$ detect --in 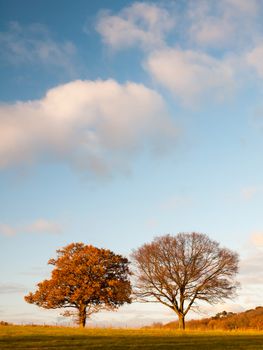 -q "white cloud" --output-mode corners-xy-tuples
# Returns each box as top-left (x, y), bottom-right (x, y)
(96, 2), (175, 50)
(189, 17), (234, 49)
(241, 186), (263, 200)
(25, 219), (62, 235)
(187, 1), (234, 48)
(0, 283), (26, 294)
(187, 0), (261, 49)
(0, 79), (177, 176)
(250, 232), (263, 248)
(223, 0), (259, 15)
(96, 1), (262, 53)
(236, 232), (263, 308)
(239, 251), (263, 285)
(145, 48), (236, 104)
(0, 224), (16, 237)
(0, 22), (77, 74)
(95, 1), (263, 106)
(0, 219), (63, 236)
(246, 45), (263, 79)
